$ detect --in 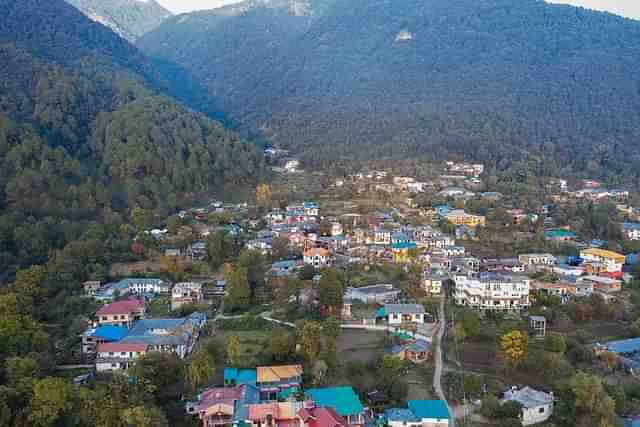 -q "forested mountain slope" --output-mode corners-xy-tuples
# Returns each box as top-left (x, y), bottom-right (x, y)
(139, 0), (640, 178)
(65, 0), (172, 42)
(0, 0), (265, 271)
